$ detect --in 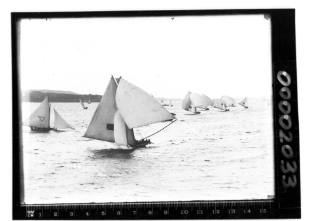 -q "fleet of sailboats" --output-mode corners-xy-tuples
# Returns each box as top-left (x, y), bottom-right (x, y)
(84, 76), (176, 148)
(25, 79), (250, 148)
(26, 97), (73, 132)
